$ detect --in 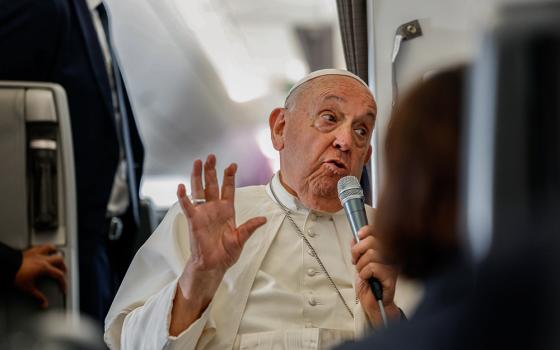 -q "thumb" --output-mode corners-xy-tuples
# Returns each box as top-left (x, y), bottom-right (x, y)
(237, 216), (267, 245)
(30, 288), (49, 309)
